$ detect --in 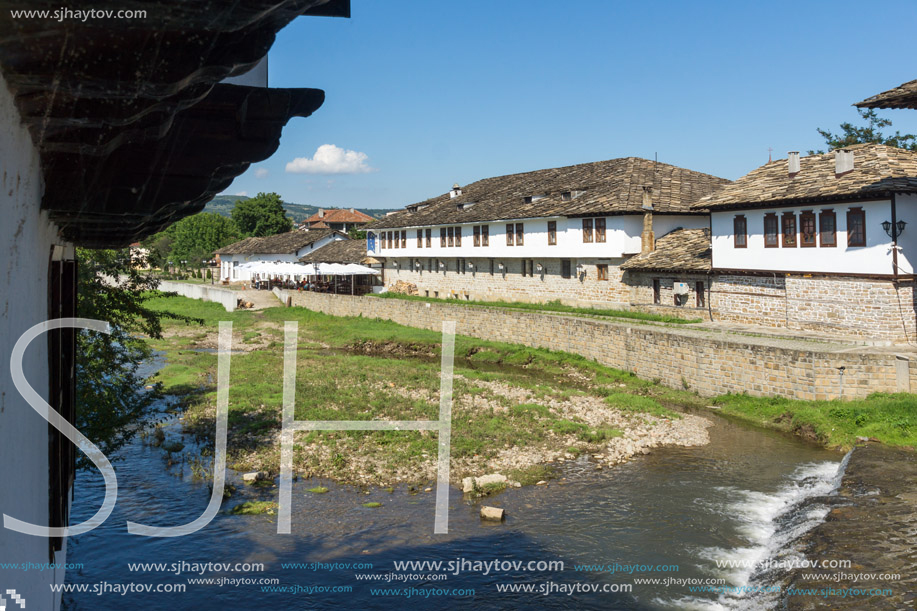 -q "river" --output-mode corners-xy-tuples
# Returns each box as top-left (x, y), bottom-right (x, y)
(63, 358), (846, 610)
